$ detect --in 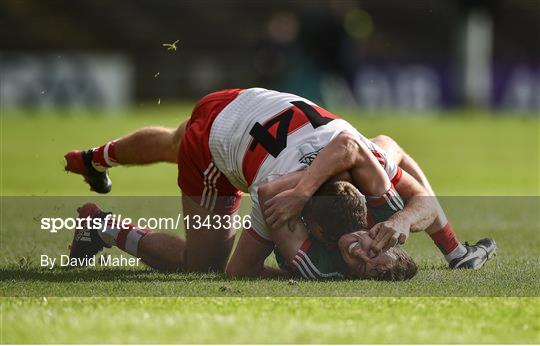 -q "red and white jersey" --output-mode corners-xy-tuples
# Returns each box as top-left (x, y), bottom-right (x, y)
(209, 88), (398, 240)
